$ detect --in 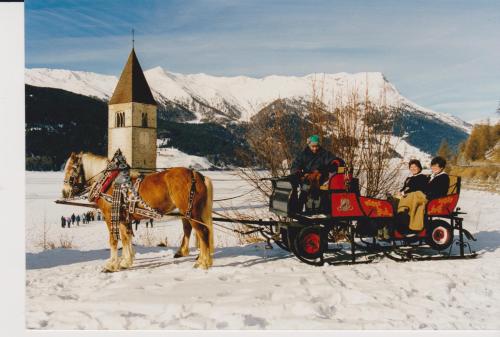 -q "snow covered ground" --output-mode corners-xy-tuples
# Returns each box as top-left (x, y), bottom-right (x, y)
(156, 146), (213, 170)
(25, 171), (500, 330)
